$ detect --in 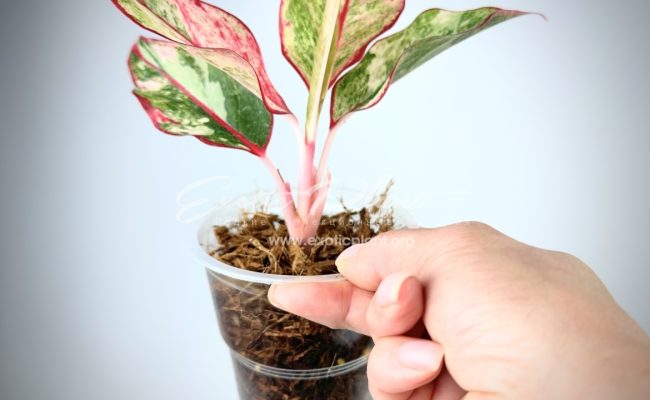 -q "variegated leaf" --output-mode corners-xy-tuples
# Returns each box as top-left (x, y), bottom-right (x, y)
(333, 0), (405, 84)
(280, 0), (405, 88)
(304, 0), (344, 141)
(130, 37), (272, 154)
(331, 8), (527, 124)
(113, 0), (290, 115)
